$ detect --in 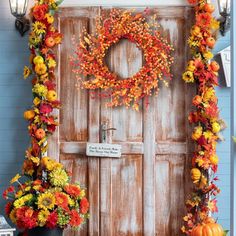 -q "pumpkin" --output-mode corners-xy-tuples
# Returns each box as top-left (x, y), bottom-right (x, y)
(210, 61), (220, 72)
(204, 3), (215, 13)
(206, 37), (216, 48)
(35, 63), (47, 75)
(190, 168), (201, 183)
(24, 110), (35, 120)
(191, 222), (224, 236)
(212, 122), (221, 133)
(46, 90), (57, 102)
(35, 128), (46, 140)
